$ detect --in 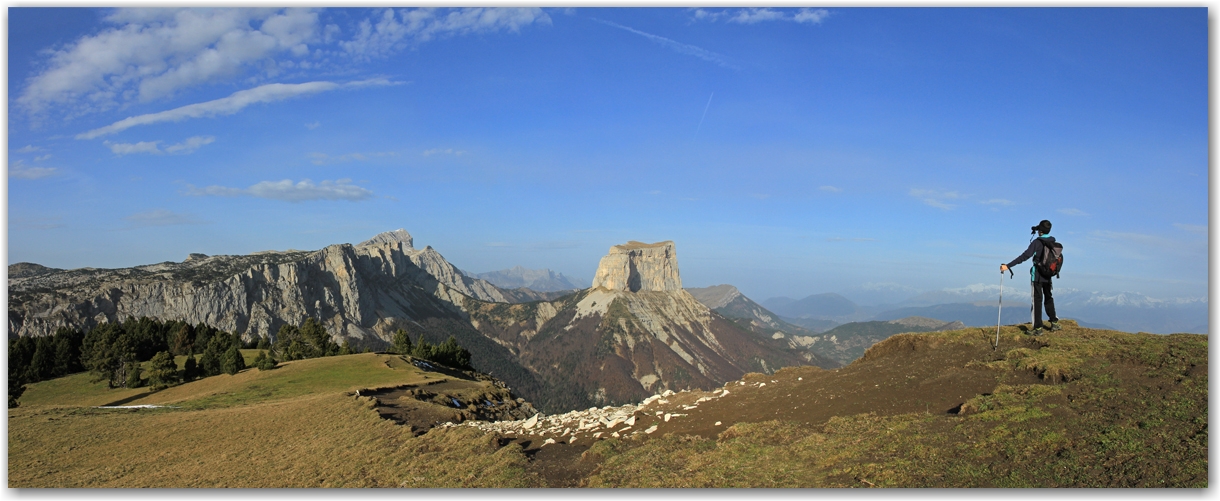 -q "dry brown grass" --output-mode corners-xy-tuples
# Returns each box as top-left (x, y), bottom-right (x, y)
(10, 353), (539, 487)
